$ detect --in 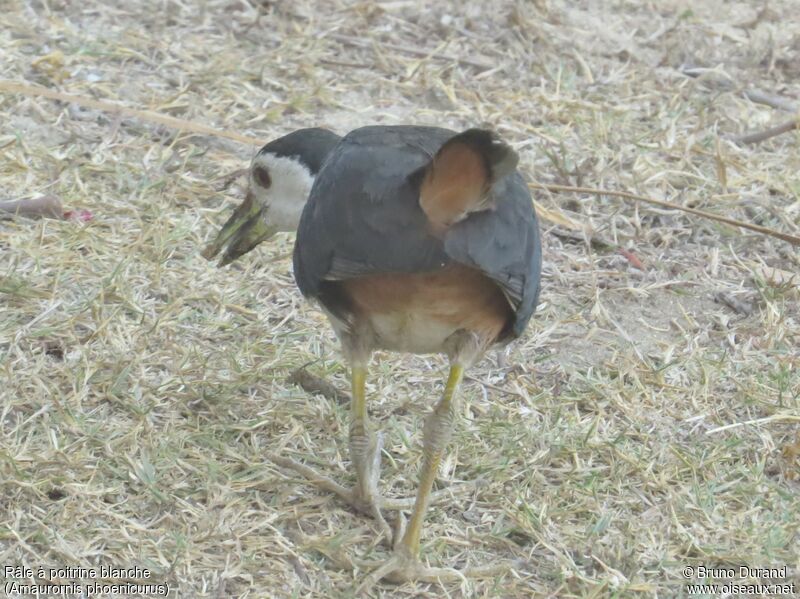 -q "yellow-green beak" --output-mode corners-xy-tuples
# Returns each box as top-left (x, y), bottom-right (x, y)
(202, 194), (278, 266)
